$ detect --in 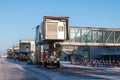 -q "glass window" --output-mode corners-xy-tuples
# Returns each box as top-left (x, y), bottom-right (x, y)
(58, 26), (64, 31)
(103, 30), (114, 43)
(75, 29), (81, 42)
(92, 30), (102, 43)
(81, 29), (87, 42)
(70, 29), (76, 42)
(115, 31), (120, 43)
